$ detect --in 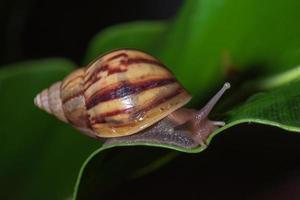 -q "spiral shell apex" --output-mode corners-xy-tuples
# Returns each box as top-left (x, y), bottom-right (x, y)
(34, 49), (192, 138)
(34, 81), (68, 123)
